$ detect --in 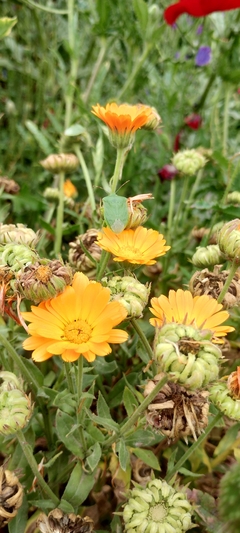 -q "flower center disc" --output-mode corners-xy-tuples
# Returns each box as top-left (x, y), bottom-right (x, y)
(64, 319), (92, 343)
(150, 503), (168, 522)
(35, 265), (52, 283)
